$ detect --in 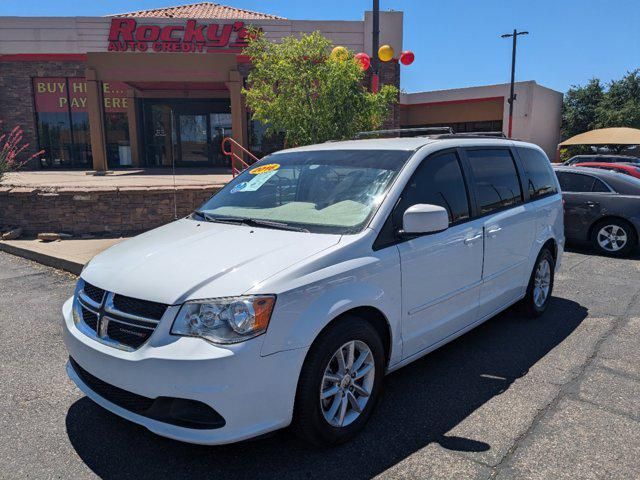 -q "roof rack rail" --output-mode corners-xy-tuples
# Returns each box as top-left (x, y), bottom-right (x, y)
(432, 131), (508, 139)
(463, 131), (507, 138)
(354, 127), (454, 139)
